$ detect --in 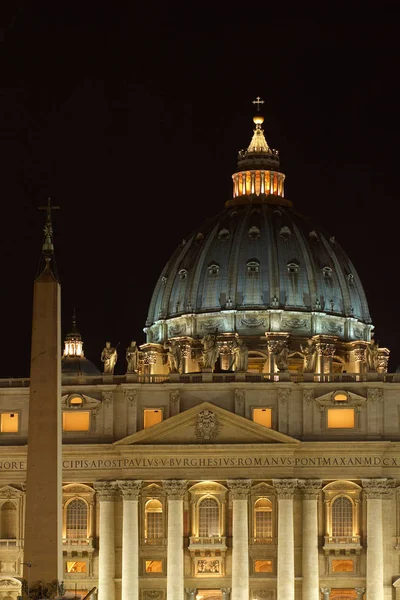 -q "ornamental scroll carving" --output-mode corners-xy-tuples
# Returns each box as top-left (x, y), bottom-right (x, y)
(235, 389), (245, 406)
(102, 391), (113, 405)
(278, 388), (291, 405)
(162, 480), (187, 500)
(240, 317), (266, 328)
(361, 478), (396, 499)
(0, 580), (20, 588)
(195, 409), (221, 442)
(303, 389), (314, 404)
(117, 480), (142, 500)
(227, 479), (252, 500)
(252, 590), (276, 600)
(124, 389), (137, 405)
(170, 390), (180, 405)
(282, 318), (307, 329)
(273, 479), (298, 499)
(368, 388), (383, 403)
(0, 485), (22, 499)
(93, 481), (118, 501)
(298, 479), (322, 499)
(142, 591), (164, 600)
